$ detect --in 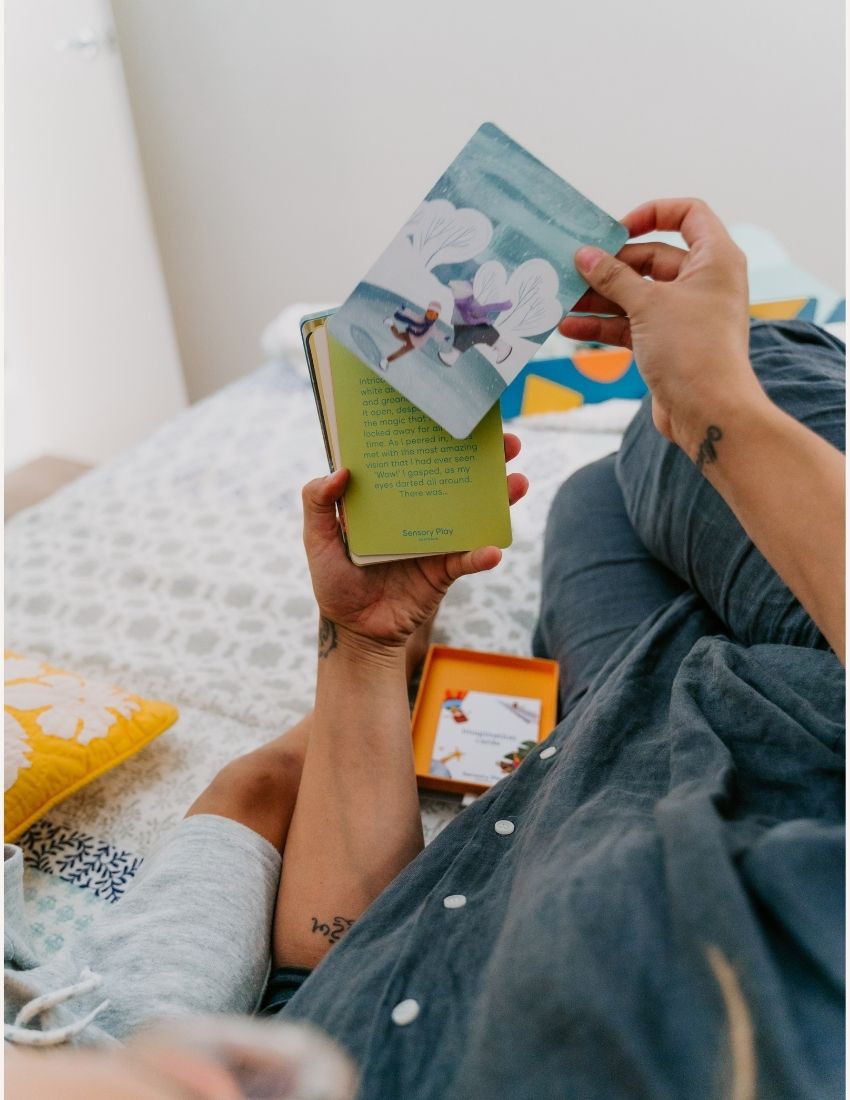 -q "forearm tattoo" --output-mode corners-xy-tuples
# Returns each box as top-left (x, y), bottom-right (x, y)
(695, 425), (723, 472)
(318, 617), (337, 658)
(310, 915), (354, 944)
